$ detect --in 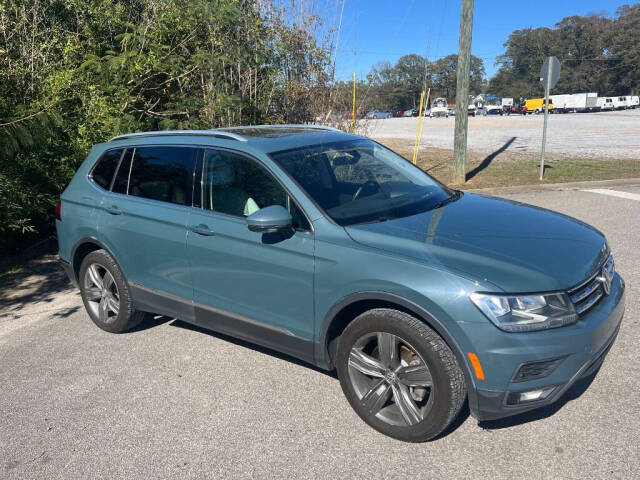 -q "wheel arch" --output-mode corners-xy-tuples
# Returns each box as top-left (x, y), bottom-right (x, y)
(70, 236), (122, 284)
(317, 292), (478, 407)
